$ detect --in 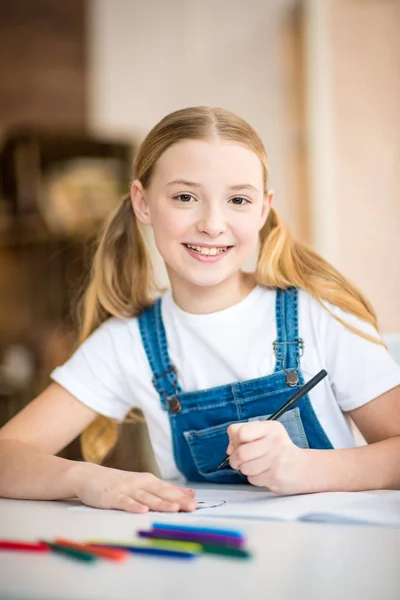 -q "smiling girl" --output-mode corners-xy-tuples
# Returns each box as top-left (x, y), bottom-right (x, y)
(0, 107), (399, 512)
